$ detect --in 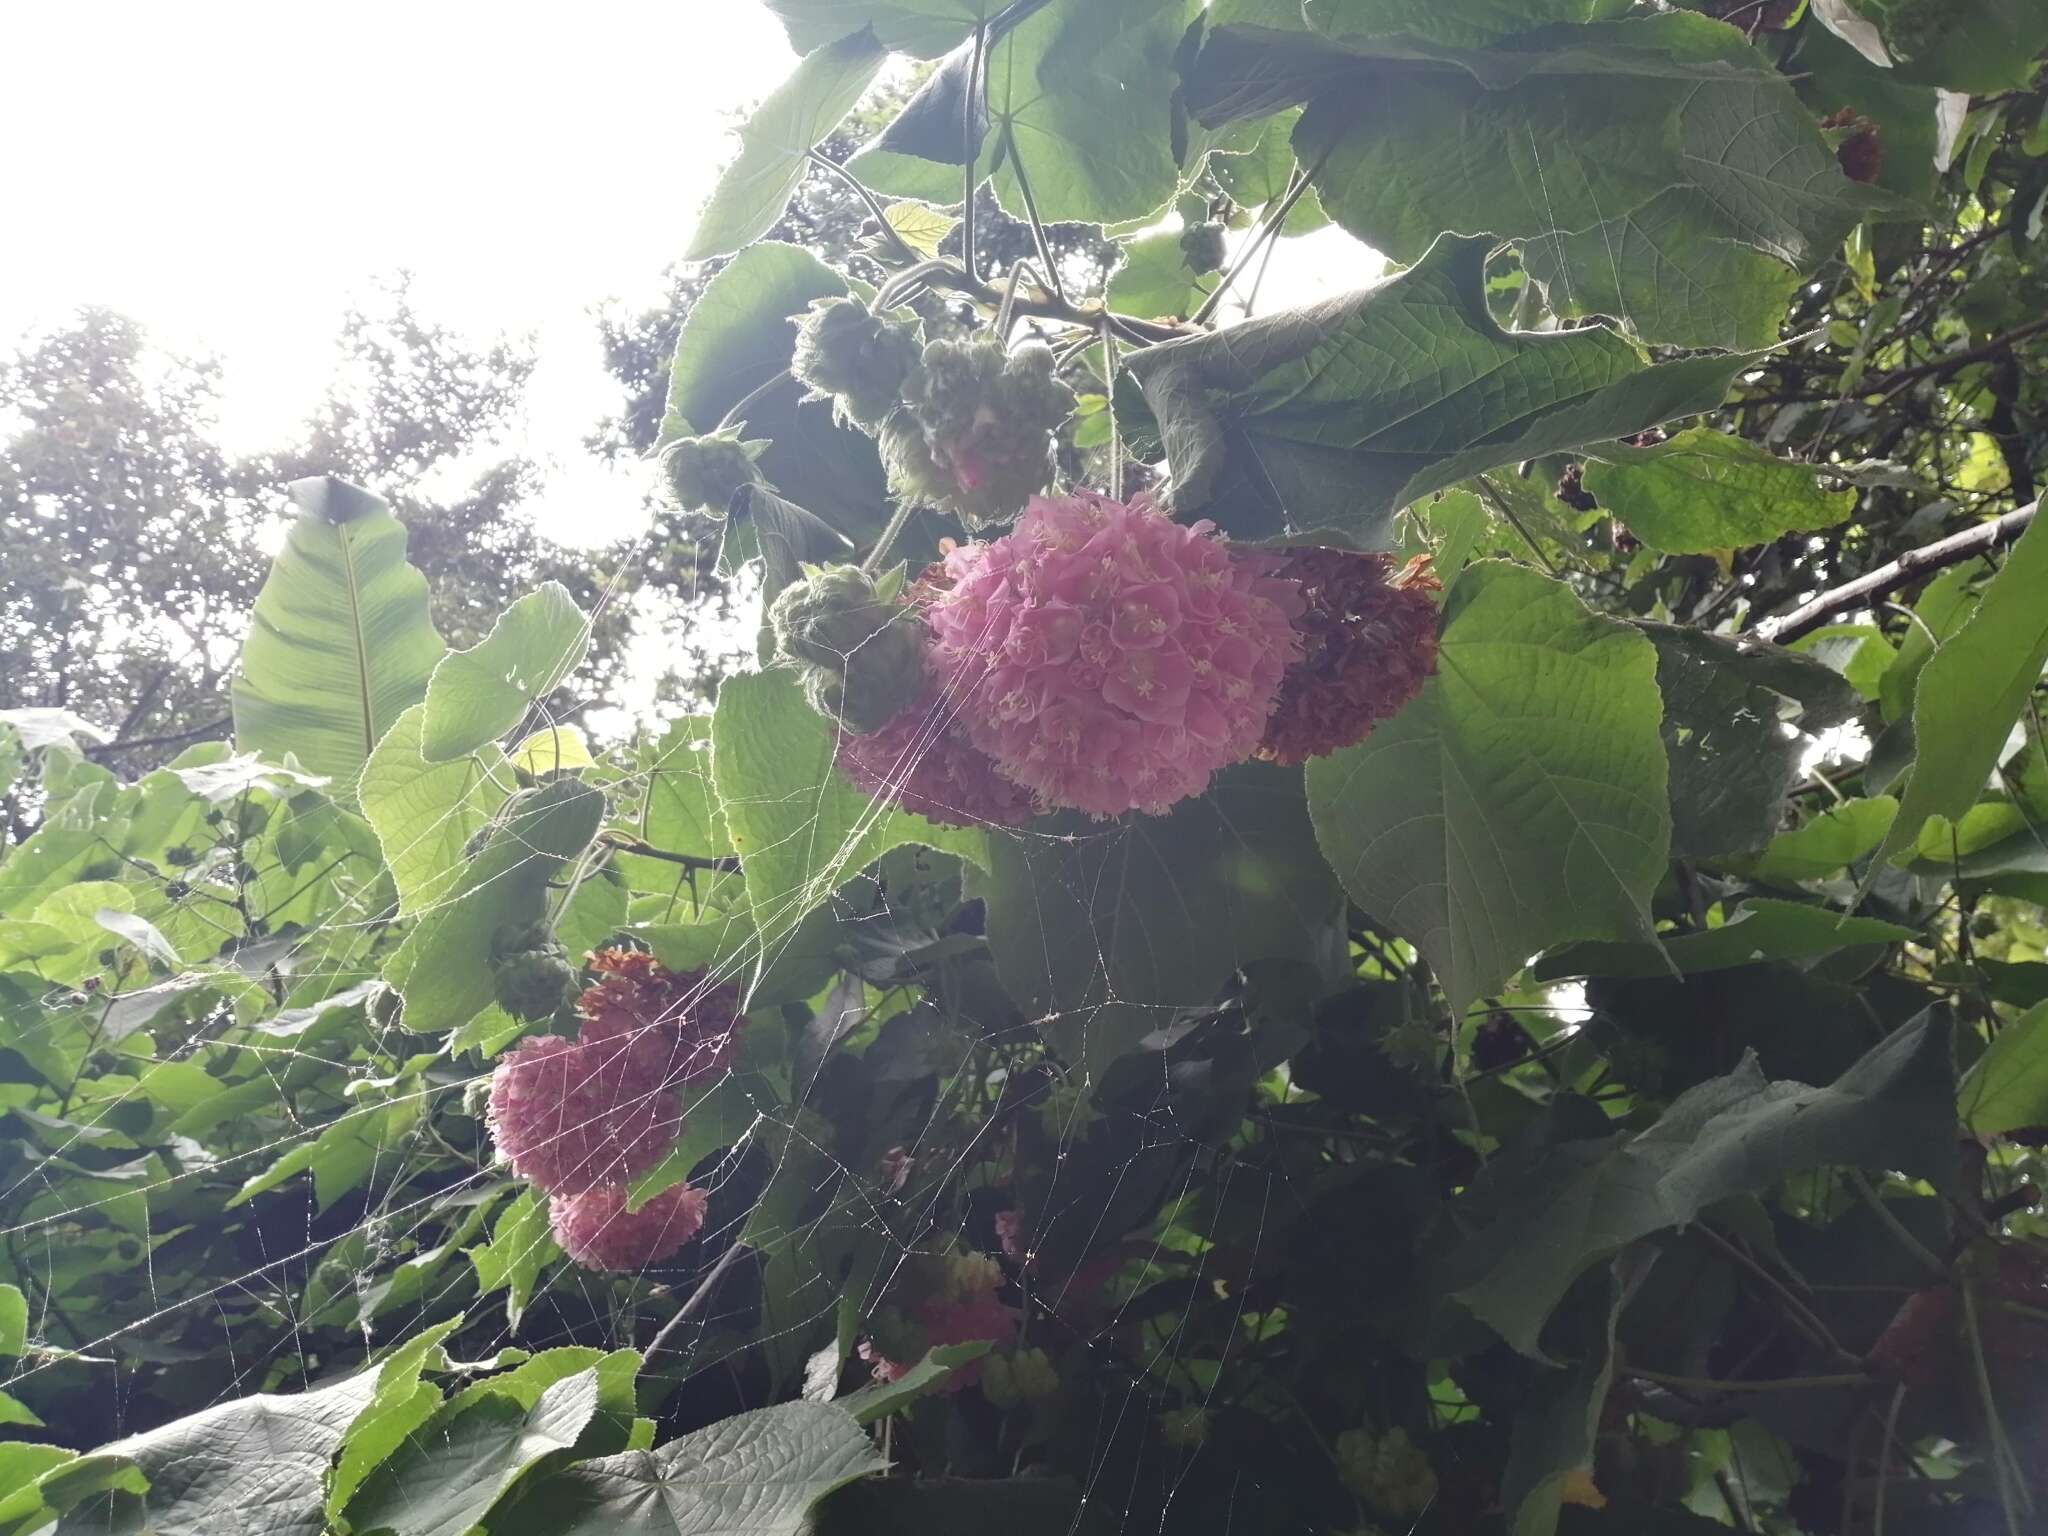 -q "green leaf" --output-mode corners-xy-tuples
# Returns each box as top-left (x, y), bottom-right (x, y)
(93, 908), (179, 968)
(686, 29), (890, 262)
(1445, 1011), (1954, 1357)
(344, 1366), (601, 1536)
(231, 477), (444, 798)
(1105, 229), (1212, 322)
(418, 582), (590, 763)
(1501, 1260), (1634, 1536)
(1126, 236), (1749, 544)
(0, 708), (111, 752)
(1749, 798), (1898, 884)
(1876, 563), (1976, 724)
(854, 0), (1197, 227)
(326, 1317), (465, 1519)
(1303, 0), (1627, 49)
(1207, 108), (1328, 232)
(1643, 624), (1860, 861)
(835, 1342), (992, 1423)
(764, 0), (986, 57)
(1878, 0), (2048, 92)
(1790, 622), (1896, 703)
(513, 1401), (884, 1536)
(1307, 563), (1669, 1014)
(359, 704), (514, 919)
(976, 762), (1343, 1072)
(2, 1455), (147, 1536)
(229, 1095), (422, 1213)
(467, 1187), (559, 1329)
(1524, 188), (1801, 351)
(638, 717), (731, 862)
(1960, 999), (2048, 1135)
(1536, 899), (1917, 980)
(54, 1369), (381, 1536)
(710, 671), (984, 971)
(0, 1285), (25, 1356)
(1866, 511), (2048, 880)
(384, 780), (606, 1035)
(659, 243), (888, 546)
(1582, 429), (1855, 554)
